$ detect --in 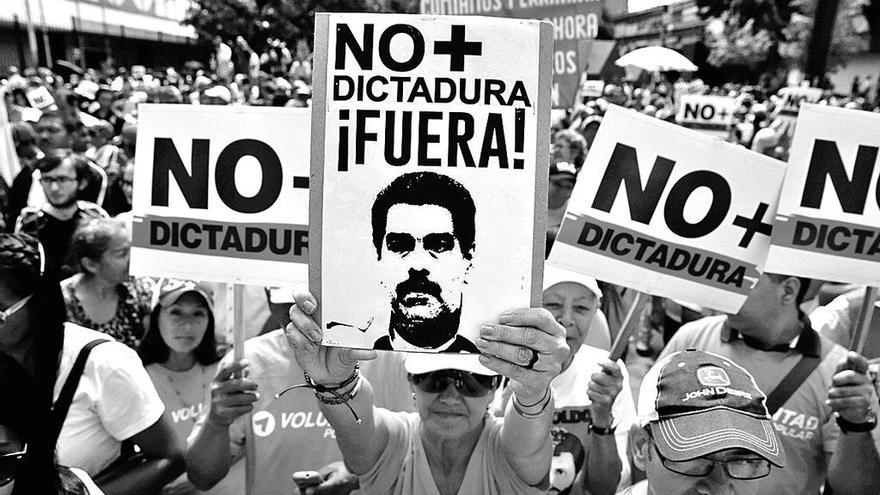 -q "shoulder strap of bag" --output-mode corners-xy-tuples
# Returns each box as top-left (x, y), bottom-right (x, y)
(765, 354), (822, 415)
(51, 339), (111, 443)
